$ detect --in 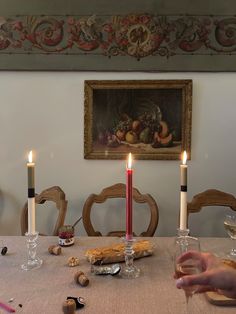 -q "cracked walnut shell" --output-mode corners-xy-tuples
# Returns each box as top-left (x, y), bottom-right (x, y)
(68, 256), (80, 267)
